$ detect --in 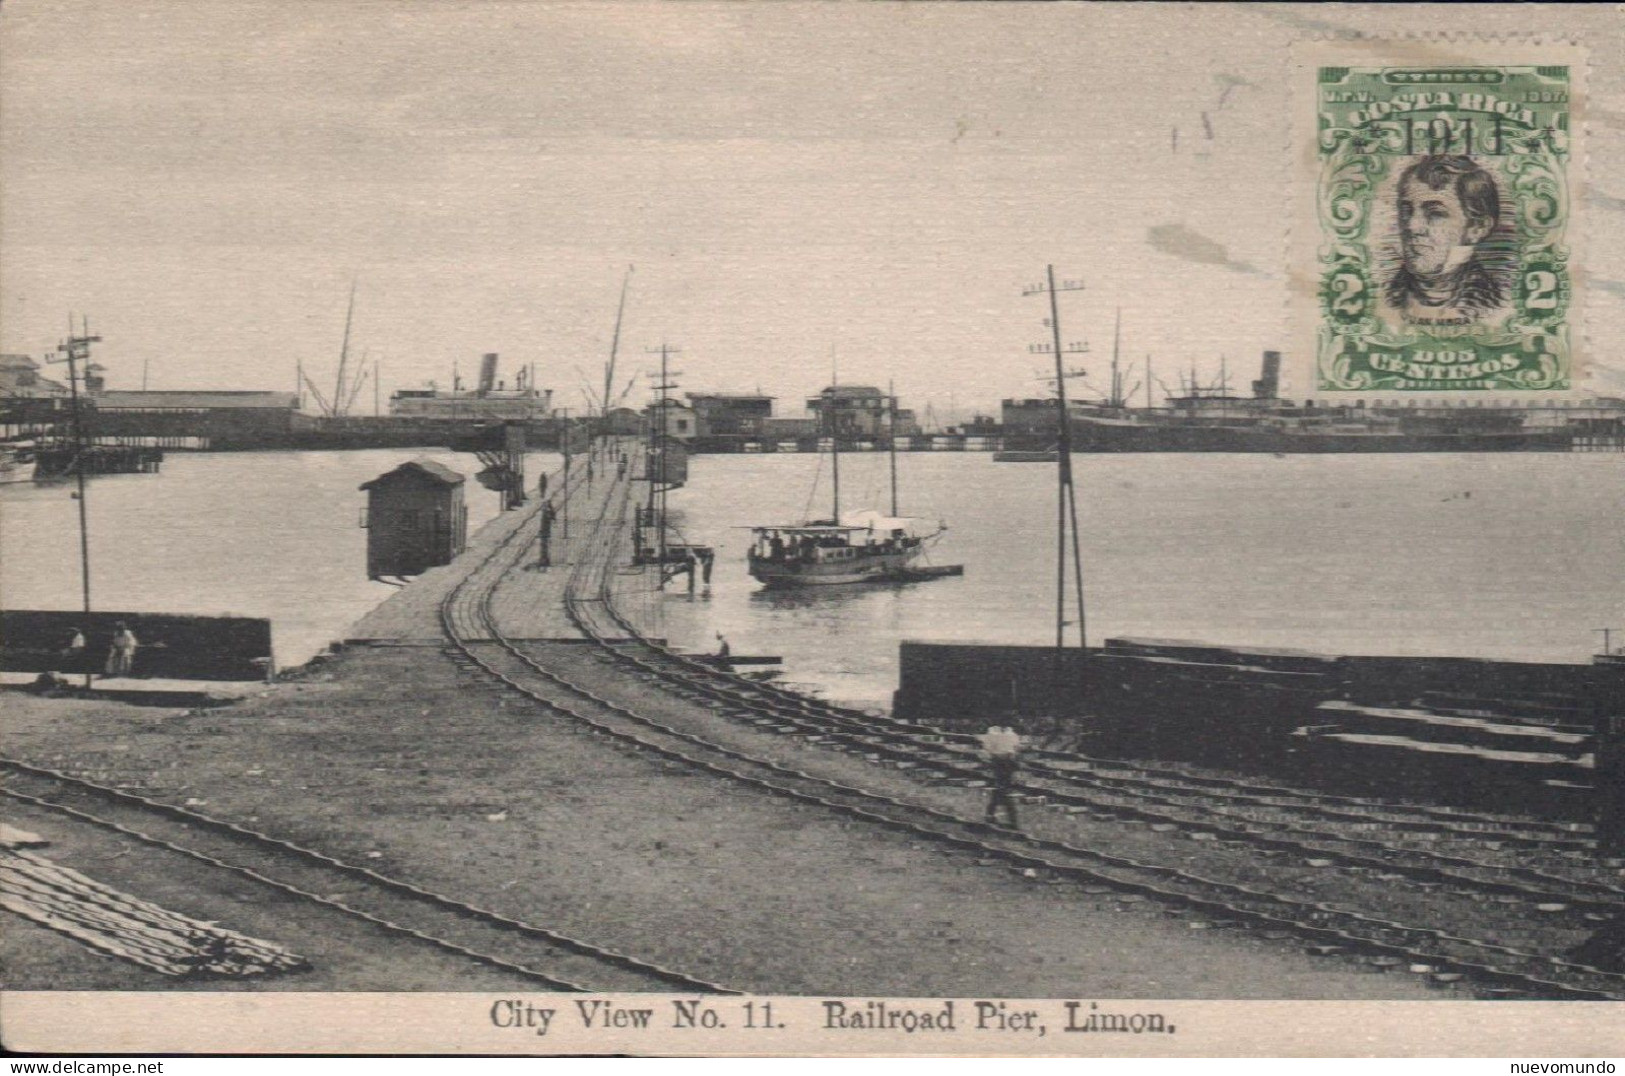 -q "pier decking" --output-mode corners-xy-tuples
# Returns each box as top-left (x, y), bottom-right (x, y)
(348, 467), (643, 643)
